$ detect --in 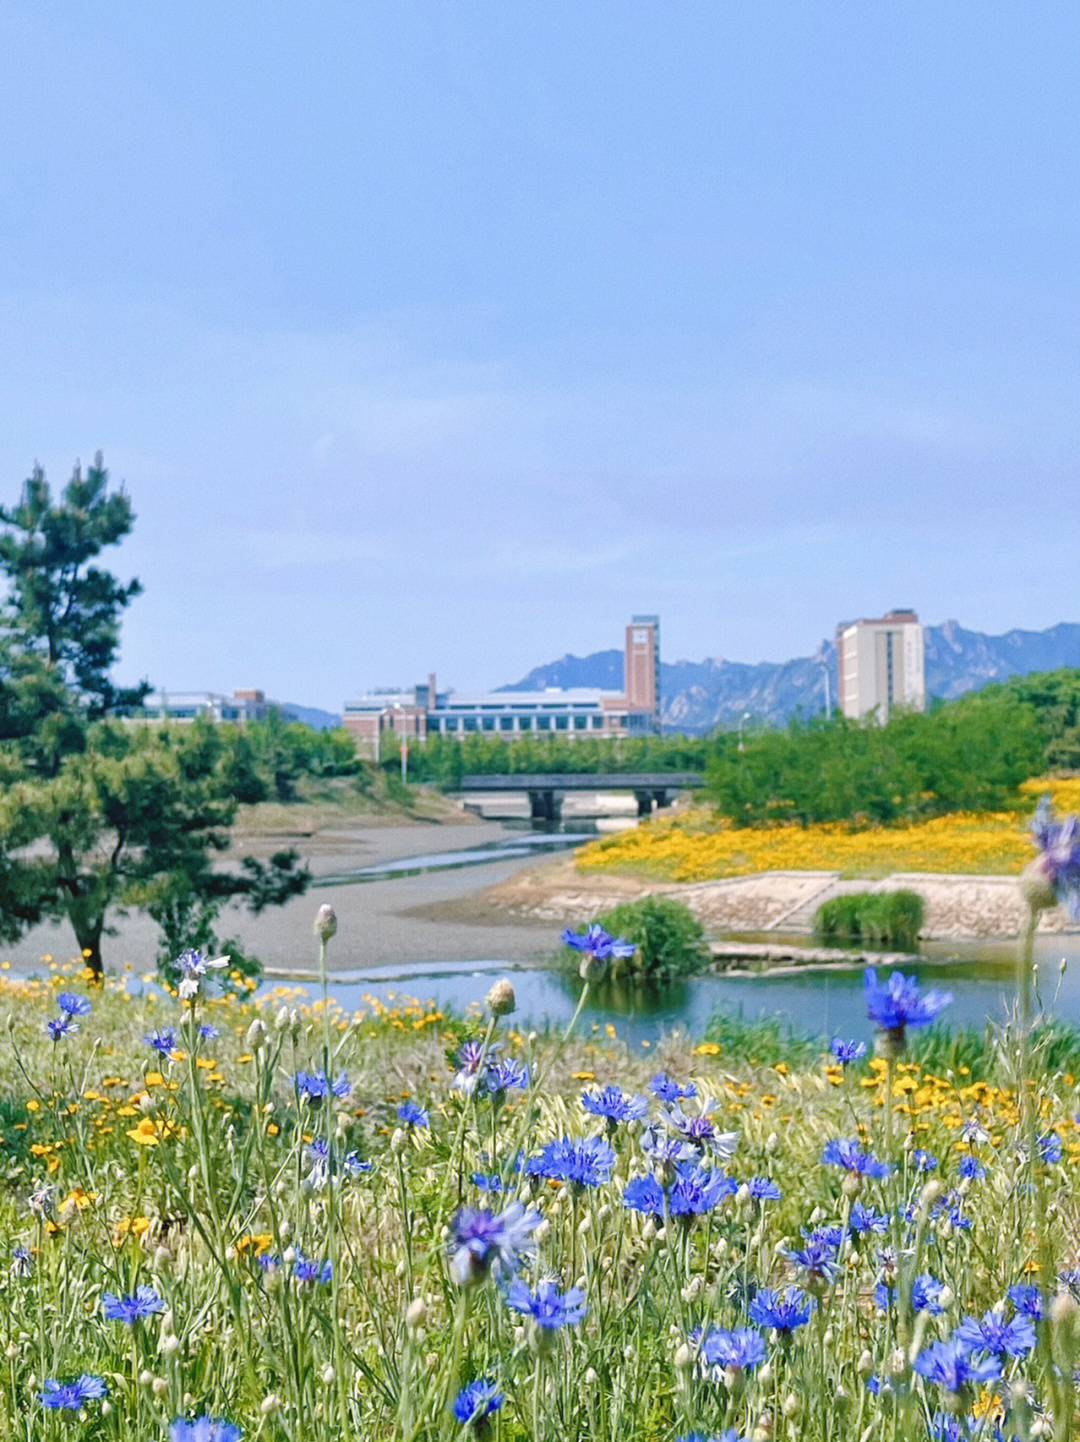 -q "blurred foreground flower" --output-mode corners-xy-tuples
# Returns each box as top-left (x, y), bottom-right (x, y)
(1023, 797), (1080, 918)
